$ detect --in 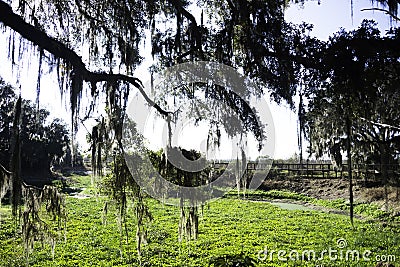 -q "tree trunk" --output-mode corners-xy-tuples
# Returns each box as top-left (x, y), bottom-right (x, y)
(346, 116), (354, 226)
(379, 140), (390, 213)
